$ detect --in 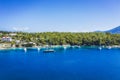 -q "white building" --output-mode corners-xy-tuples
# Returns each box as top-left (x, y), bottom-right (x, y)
(16, 40), (20, 44)
(9, 33), (17, 36)
(1, 37), (12, 42)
